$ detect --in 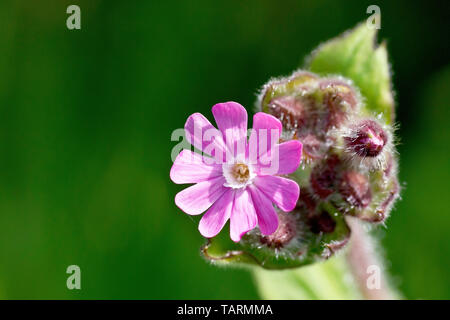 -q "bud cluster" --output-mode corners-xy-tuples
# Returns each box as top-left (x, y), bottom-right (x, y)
(241, 71), (400, 262)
